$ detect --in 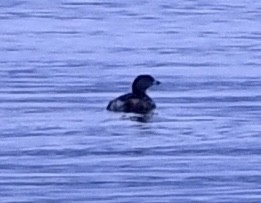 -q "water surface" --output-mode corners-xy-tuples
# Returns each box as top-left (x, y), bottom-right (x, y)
(1, 0), (261, 202)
